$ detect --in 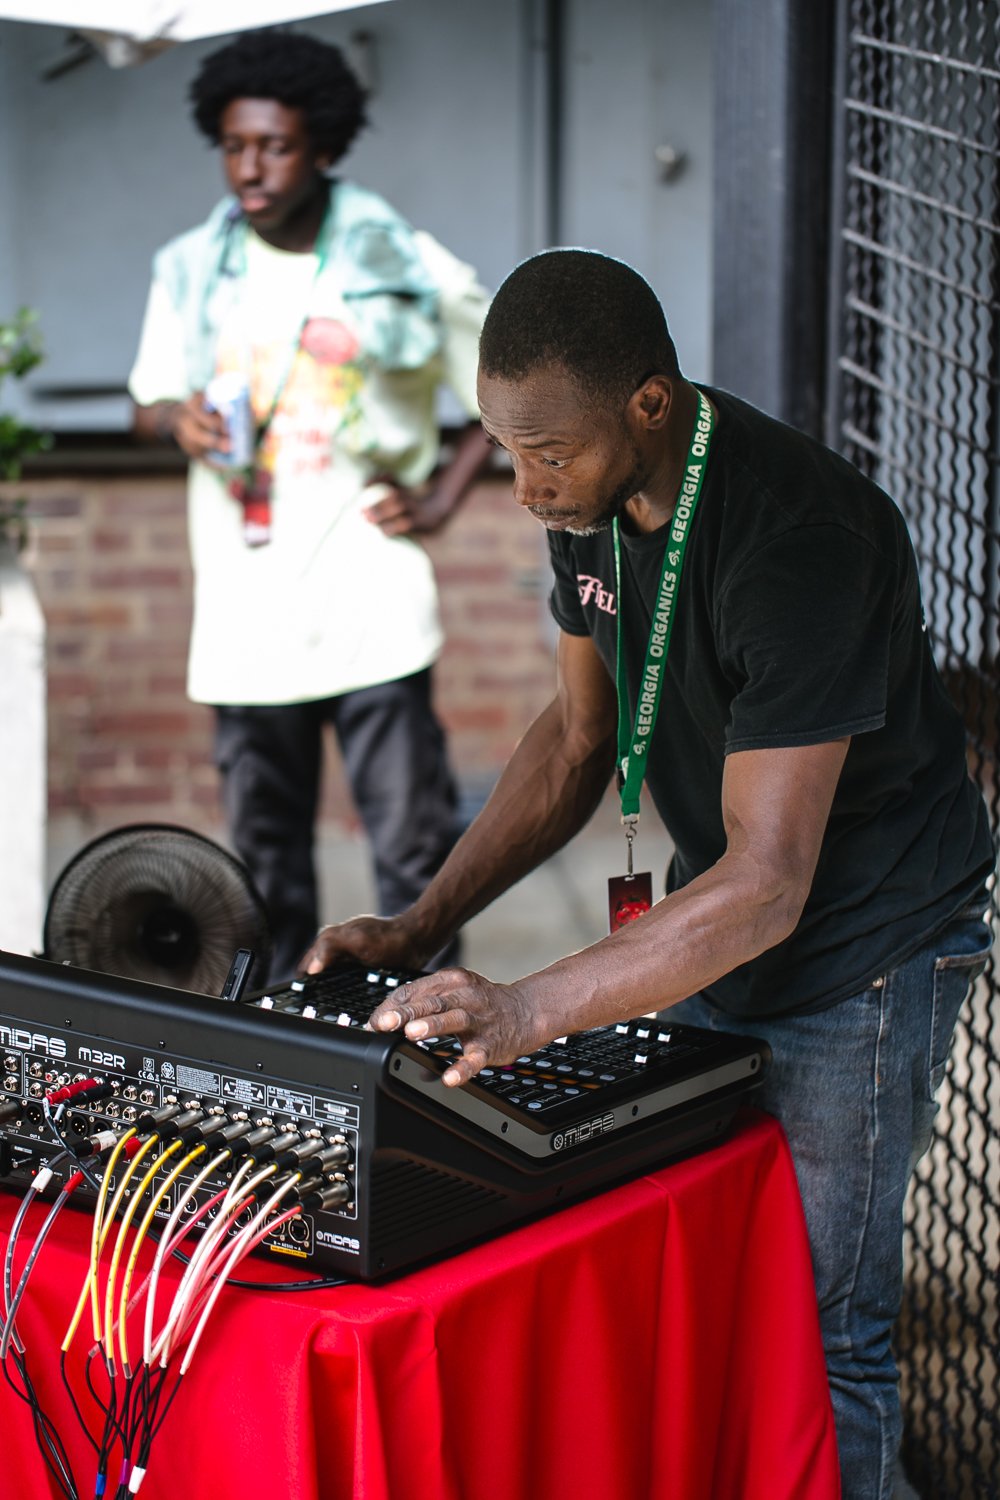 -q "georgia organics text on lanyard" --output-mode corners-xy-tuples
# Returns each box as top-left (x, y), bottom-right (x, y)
(608, 388), (715, 933)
